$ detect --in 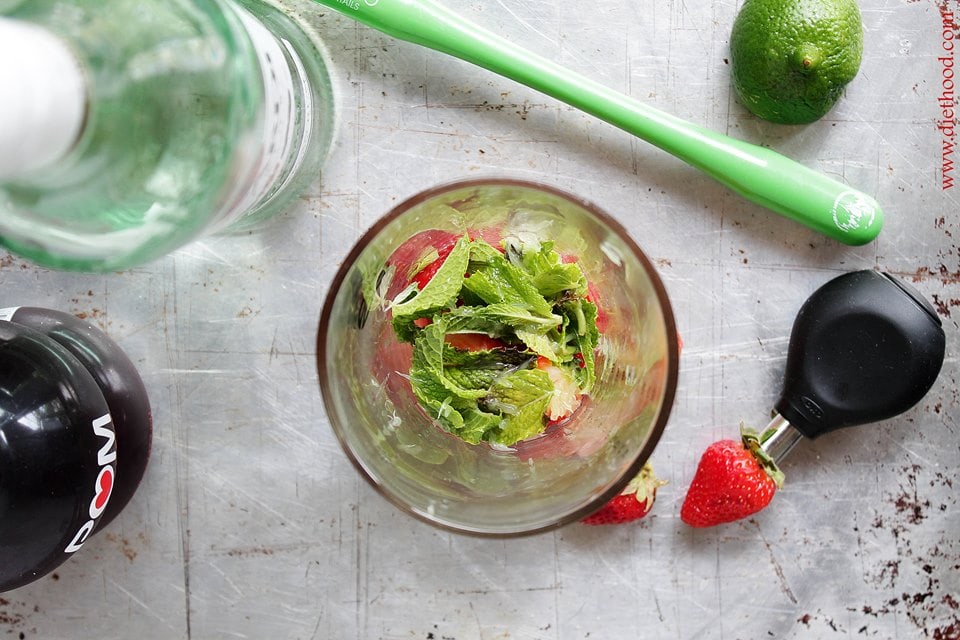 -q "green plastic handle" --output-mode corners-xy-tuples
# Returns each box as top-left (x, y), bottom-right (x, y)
(311, 0), (883, 245)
